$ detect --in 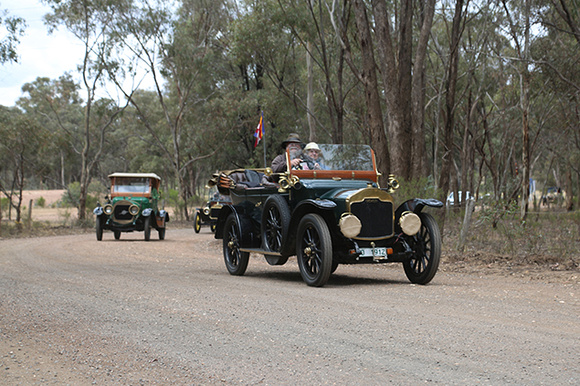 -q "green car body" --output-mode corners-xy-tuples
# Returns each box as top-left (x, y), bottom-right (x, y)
(94, 173), (169, 241)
